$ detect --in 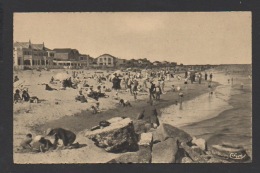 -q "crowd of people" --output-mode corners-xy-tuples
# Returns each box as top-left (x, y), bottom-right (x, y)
(14, 68), (215, 153)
